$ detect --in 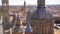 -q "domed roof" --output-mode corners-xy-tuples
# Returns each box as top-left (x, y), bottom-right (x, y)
(25, 23), (33, 32)
(31, 6), (53, 20)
